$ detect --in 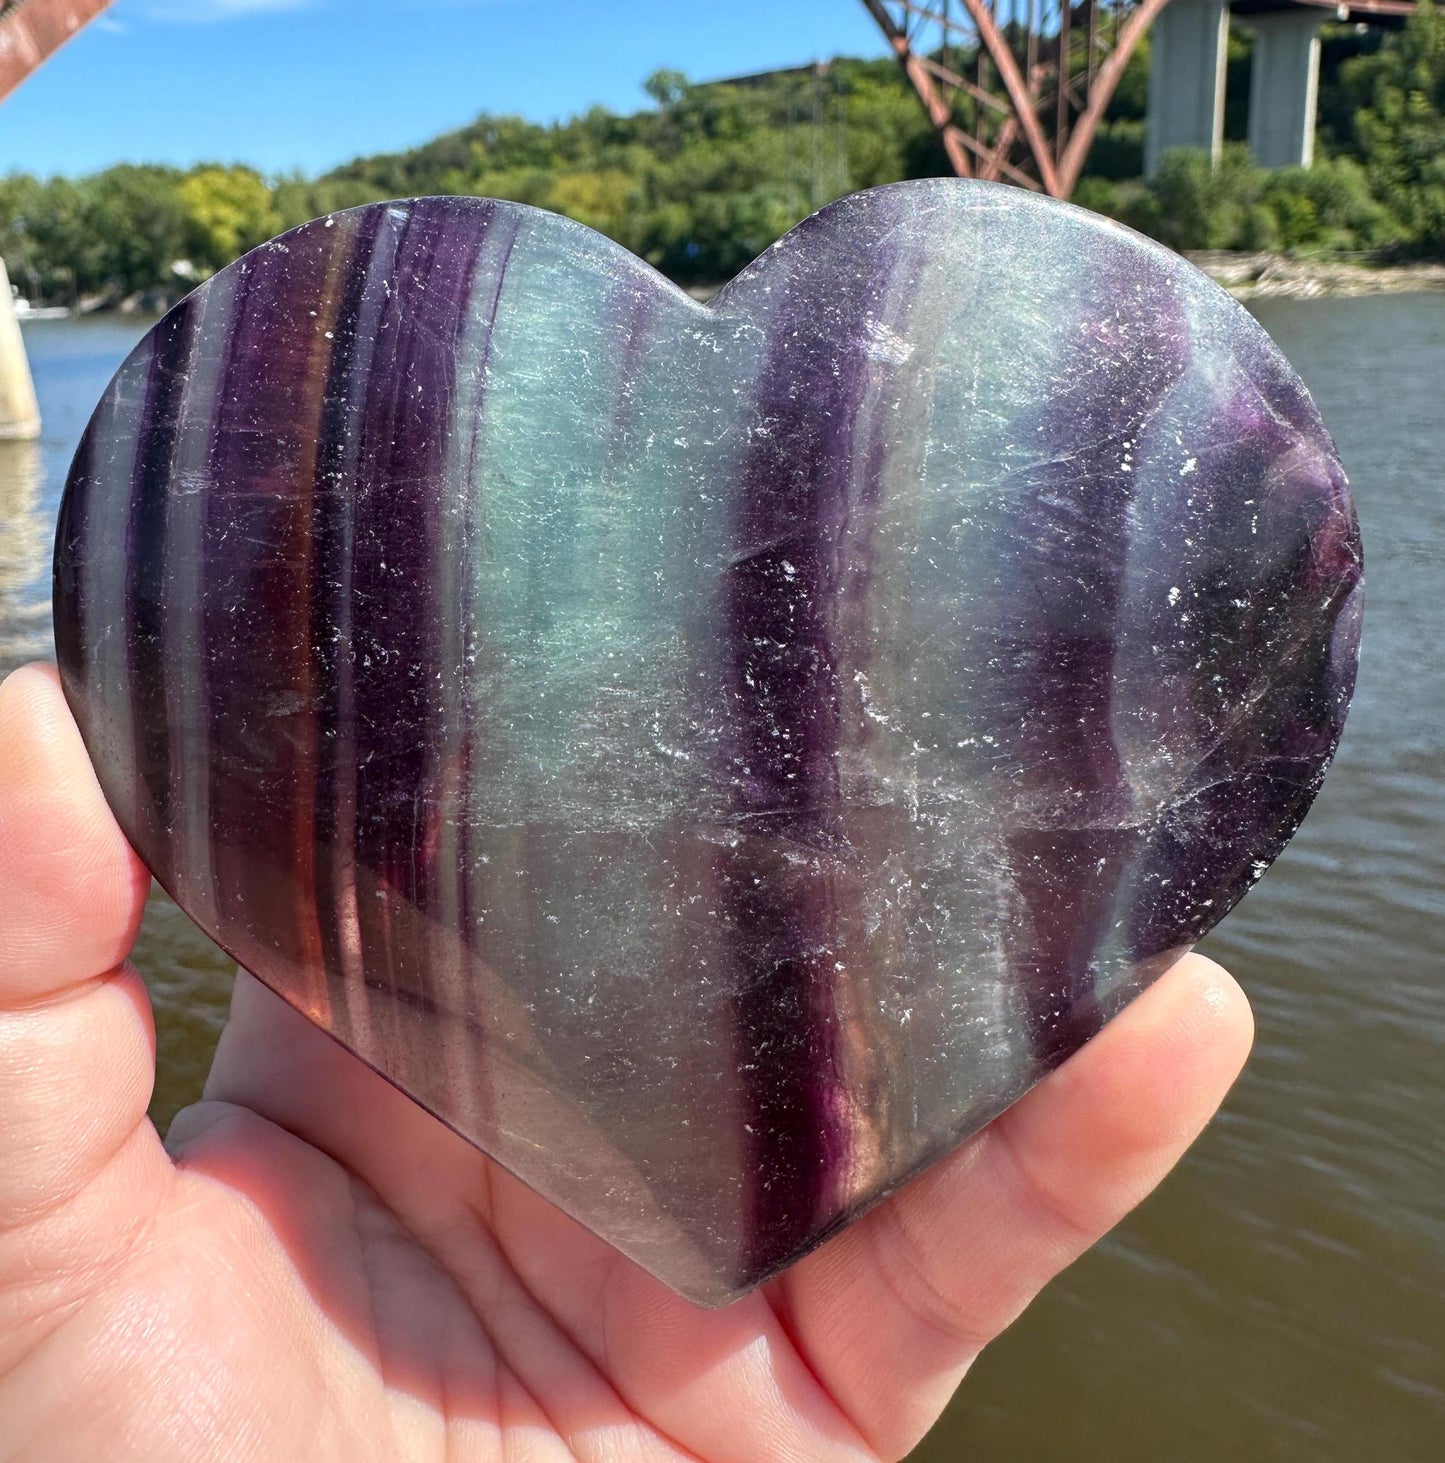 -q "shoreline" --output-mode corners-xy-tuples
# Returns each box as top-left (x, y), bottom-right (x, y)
(1187, 251), (1445, 300)
(20, 251), (1445, 321)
